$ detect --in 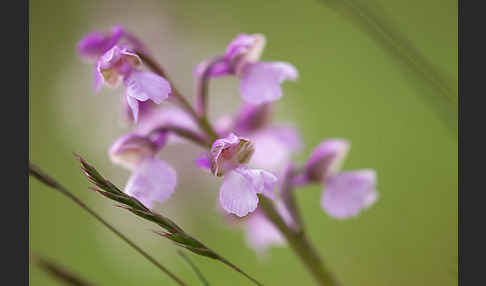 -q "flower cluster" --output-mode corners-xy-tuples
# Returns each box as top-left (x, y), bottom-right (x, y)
(78, 26), (171, 122)
(77, 27), (378, 253)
